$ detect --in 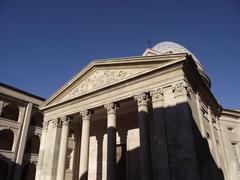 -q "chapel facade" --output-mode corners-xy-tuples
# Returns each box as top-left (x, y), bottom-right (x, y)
(35, 42), (239, 180)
